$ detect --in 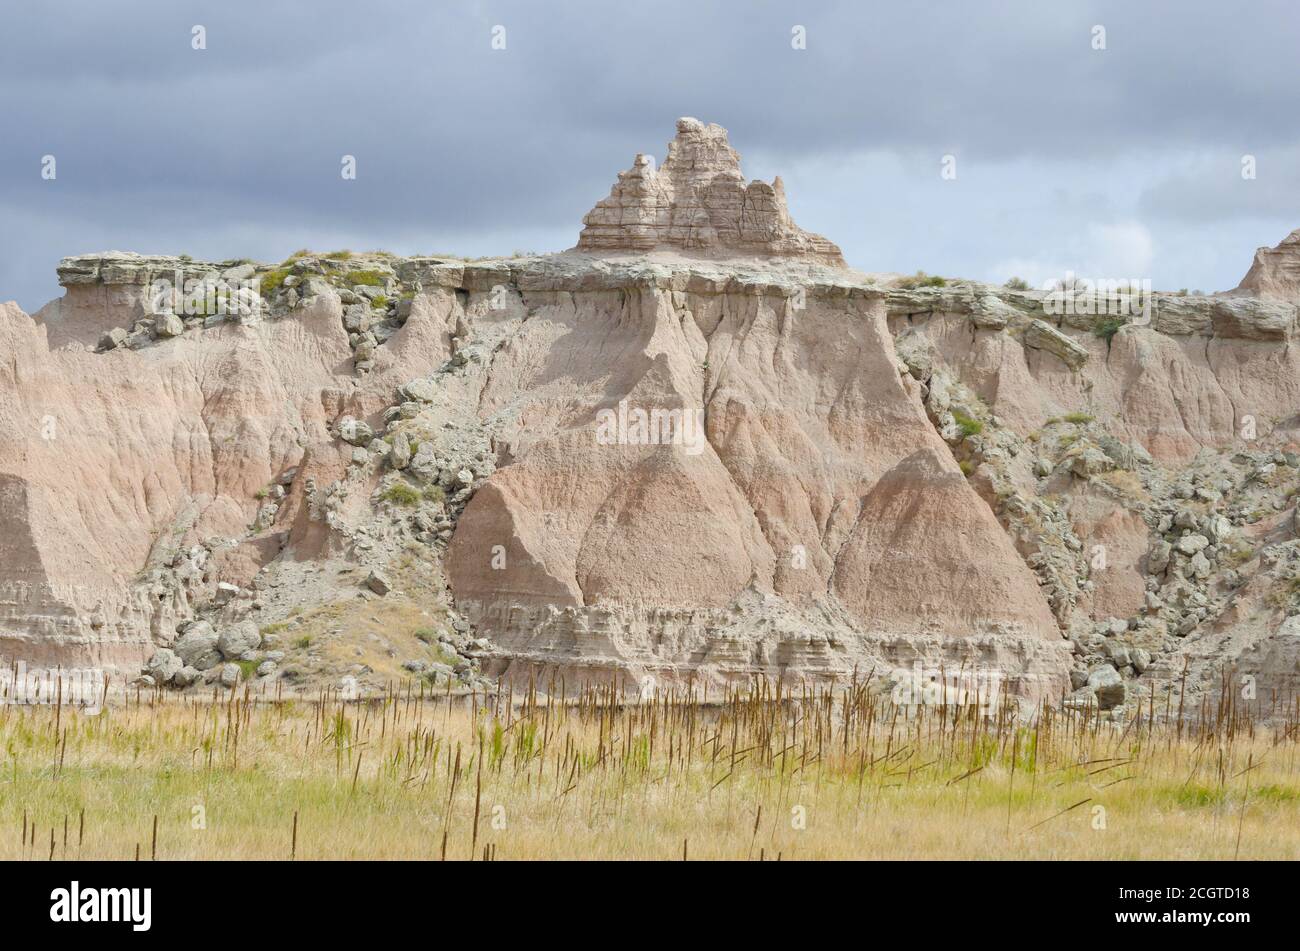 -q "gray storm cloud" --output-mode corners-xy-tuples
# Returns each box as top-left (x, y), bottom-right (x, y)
(2, 0), (1298, 309)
